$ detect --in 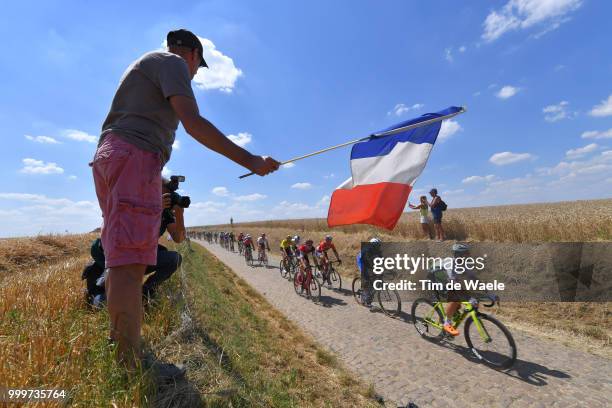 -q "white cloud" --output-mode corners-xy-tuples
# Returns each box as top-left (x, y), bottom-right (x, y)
(323, 173), (335, 179)
(228, 132), (252, 147)
(542, 100), (574, 122)
(192, 37), (243, 93)
(462, 175), (496, 184)
(565, 143), (598, 159)
(459, 45), (467, 53)
(20, 158), (64, 175)
(212, 186), (230, 197)
(172, 139), (180, 150)
(25, 135), (60, 144)
(291, 182), (312, 190)
(482, 0), (583, 42)
(444, 47), (453, 62)
(233, 193), (267, 202)
(442, 189), (465, 195)
(62, 129), (97, 143)
(162, 166), (172, 178)
(282, 162), (295, 169)
(582, 128), (612, 140)
(388, 103), (424, 116)
(438, 119), (462, 141)
(189, 201), (225, 211)
(589, 94), (612, 117)
(539, 150), (612, 181)
(68, 175), (77, 180)
(0, 193), (101, 237)
(496, 86), (519, 99)
(489, 151), (534, 165)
